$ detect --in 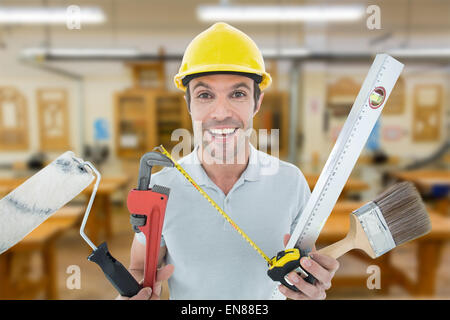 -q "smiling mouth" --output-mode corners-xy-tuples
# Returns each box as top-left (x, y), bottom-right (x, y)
(207, 127), (239, 140)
